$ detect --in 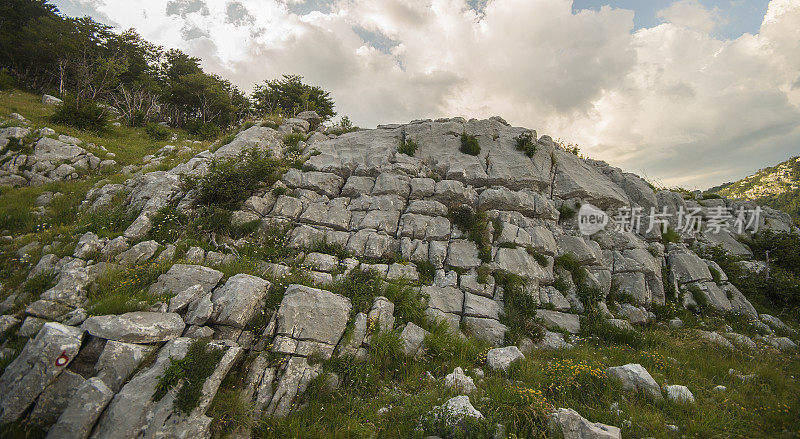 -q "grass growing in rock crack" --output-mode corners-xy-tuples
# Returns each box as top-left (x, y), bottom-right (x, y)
(154, 339), (225, 414)
(448, 206), (492, 263)
(494, 270), (543, 345)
